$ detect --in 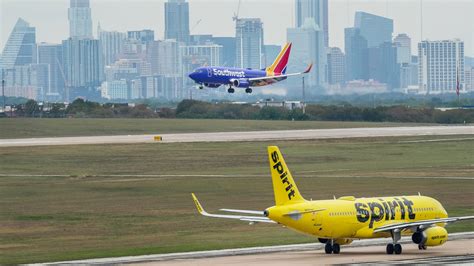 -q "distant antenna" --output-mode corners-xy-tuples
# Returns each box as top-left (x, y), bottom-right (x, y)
(420, 0), (424, 41)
